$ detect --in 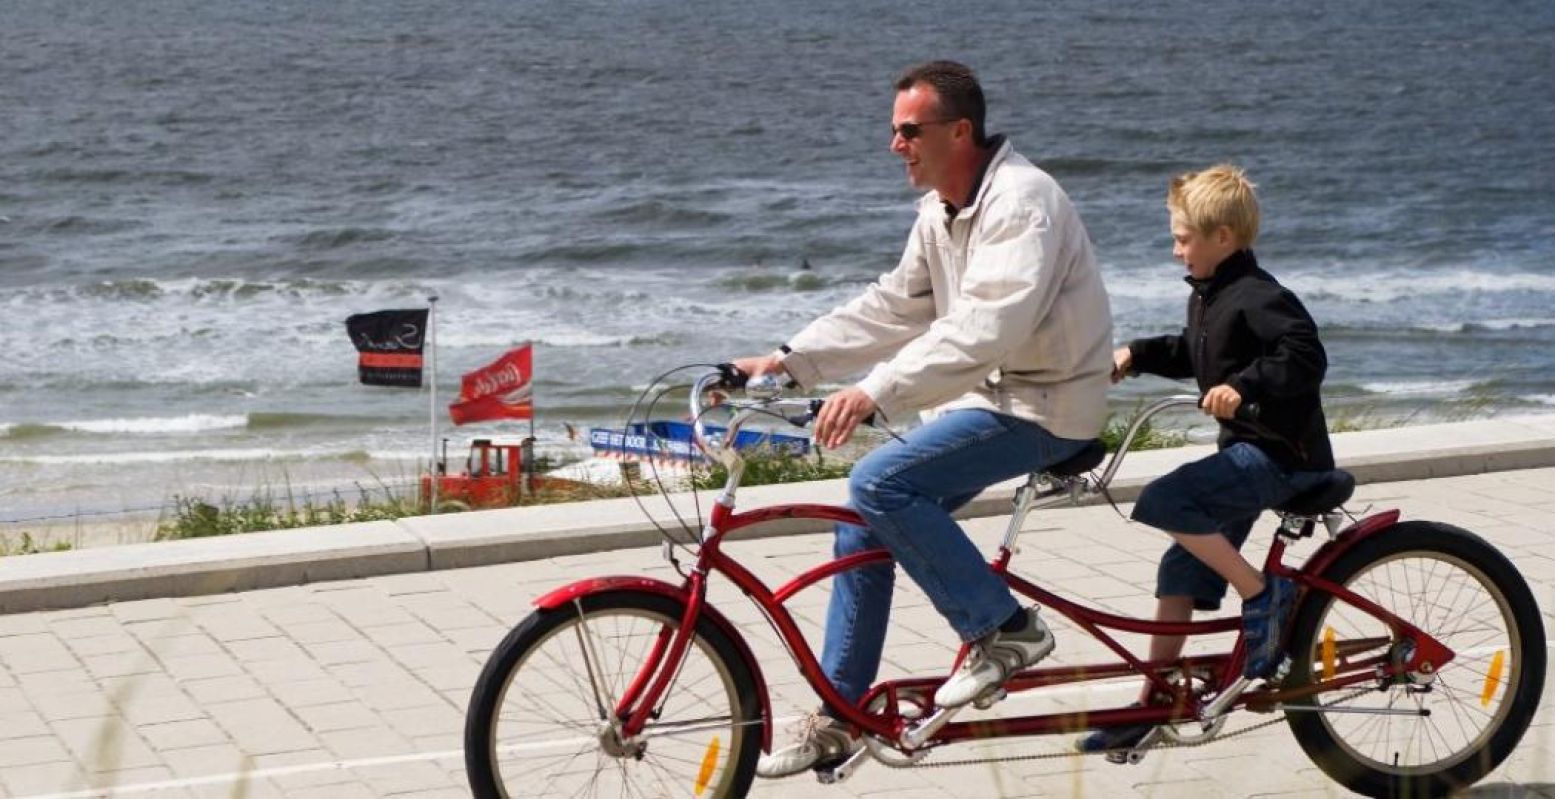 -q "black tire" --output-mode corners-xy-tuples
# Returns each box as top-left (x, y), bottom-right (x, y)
(465, 591), (762, 798)
(1285, 521), (1546, 798)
